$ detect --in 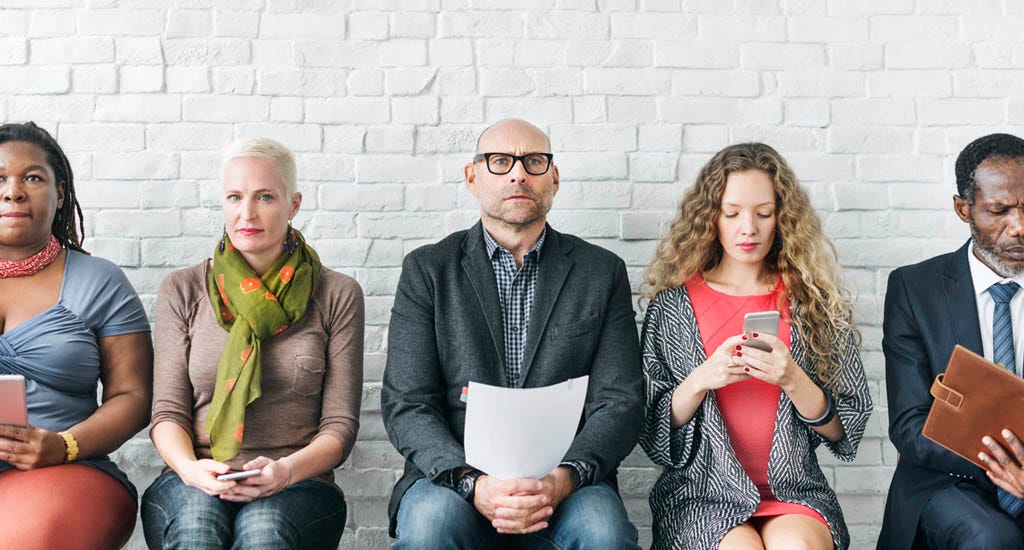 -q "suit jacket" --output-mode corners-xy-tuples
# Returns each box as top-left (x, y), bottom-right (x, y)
(878, 242), (994, 550)
(380, 222), (644, 536)
(639, 285), (872, 550)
